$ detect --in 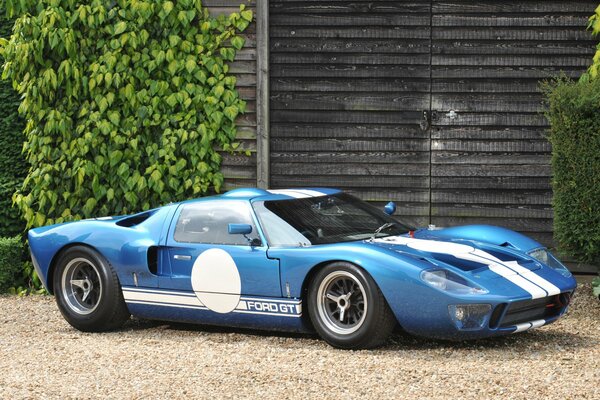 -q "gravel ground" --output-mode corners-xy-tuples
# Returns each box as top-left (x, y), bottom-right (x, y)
(1, 284), (599, 400)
